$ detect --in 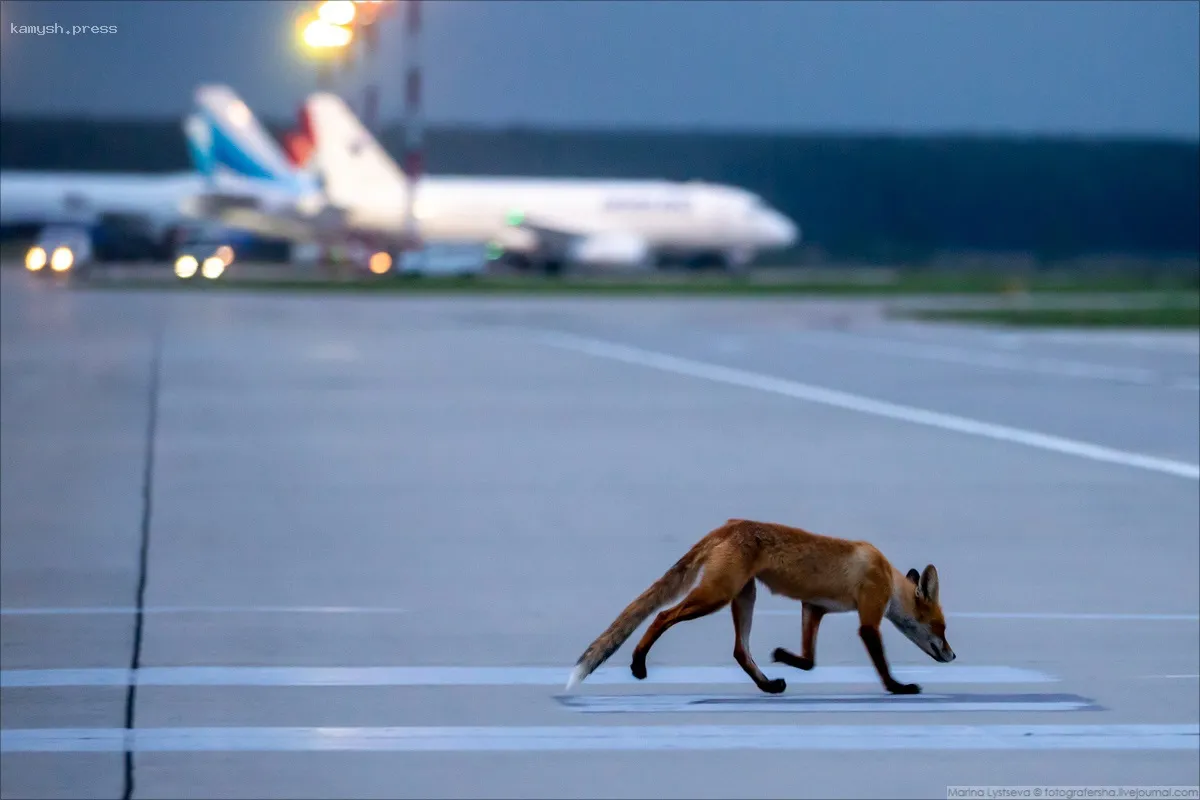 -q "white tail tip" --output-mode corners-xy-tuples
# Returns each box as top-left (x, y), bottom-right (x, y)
(564, 664), (586, 692)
